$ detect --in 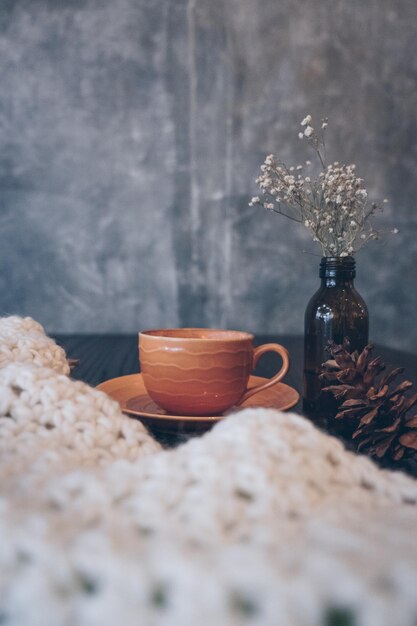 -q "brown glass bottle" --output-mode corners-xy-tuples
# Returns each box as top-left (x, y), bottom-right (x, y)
(303, 256), (369, 419)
